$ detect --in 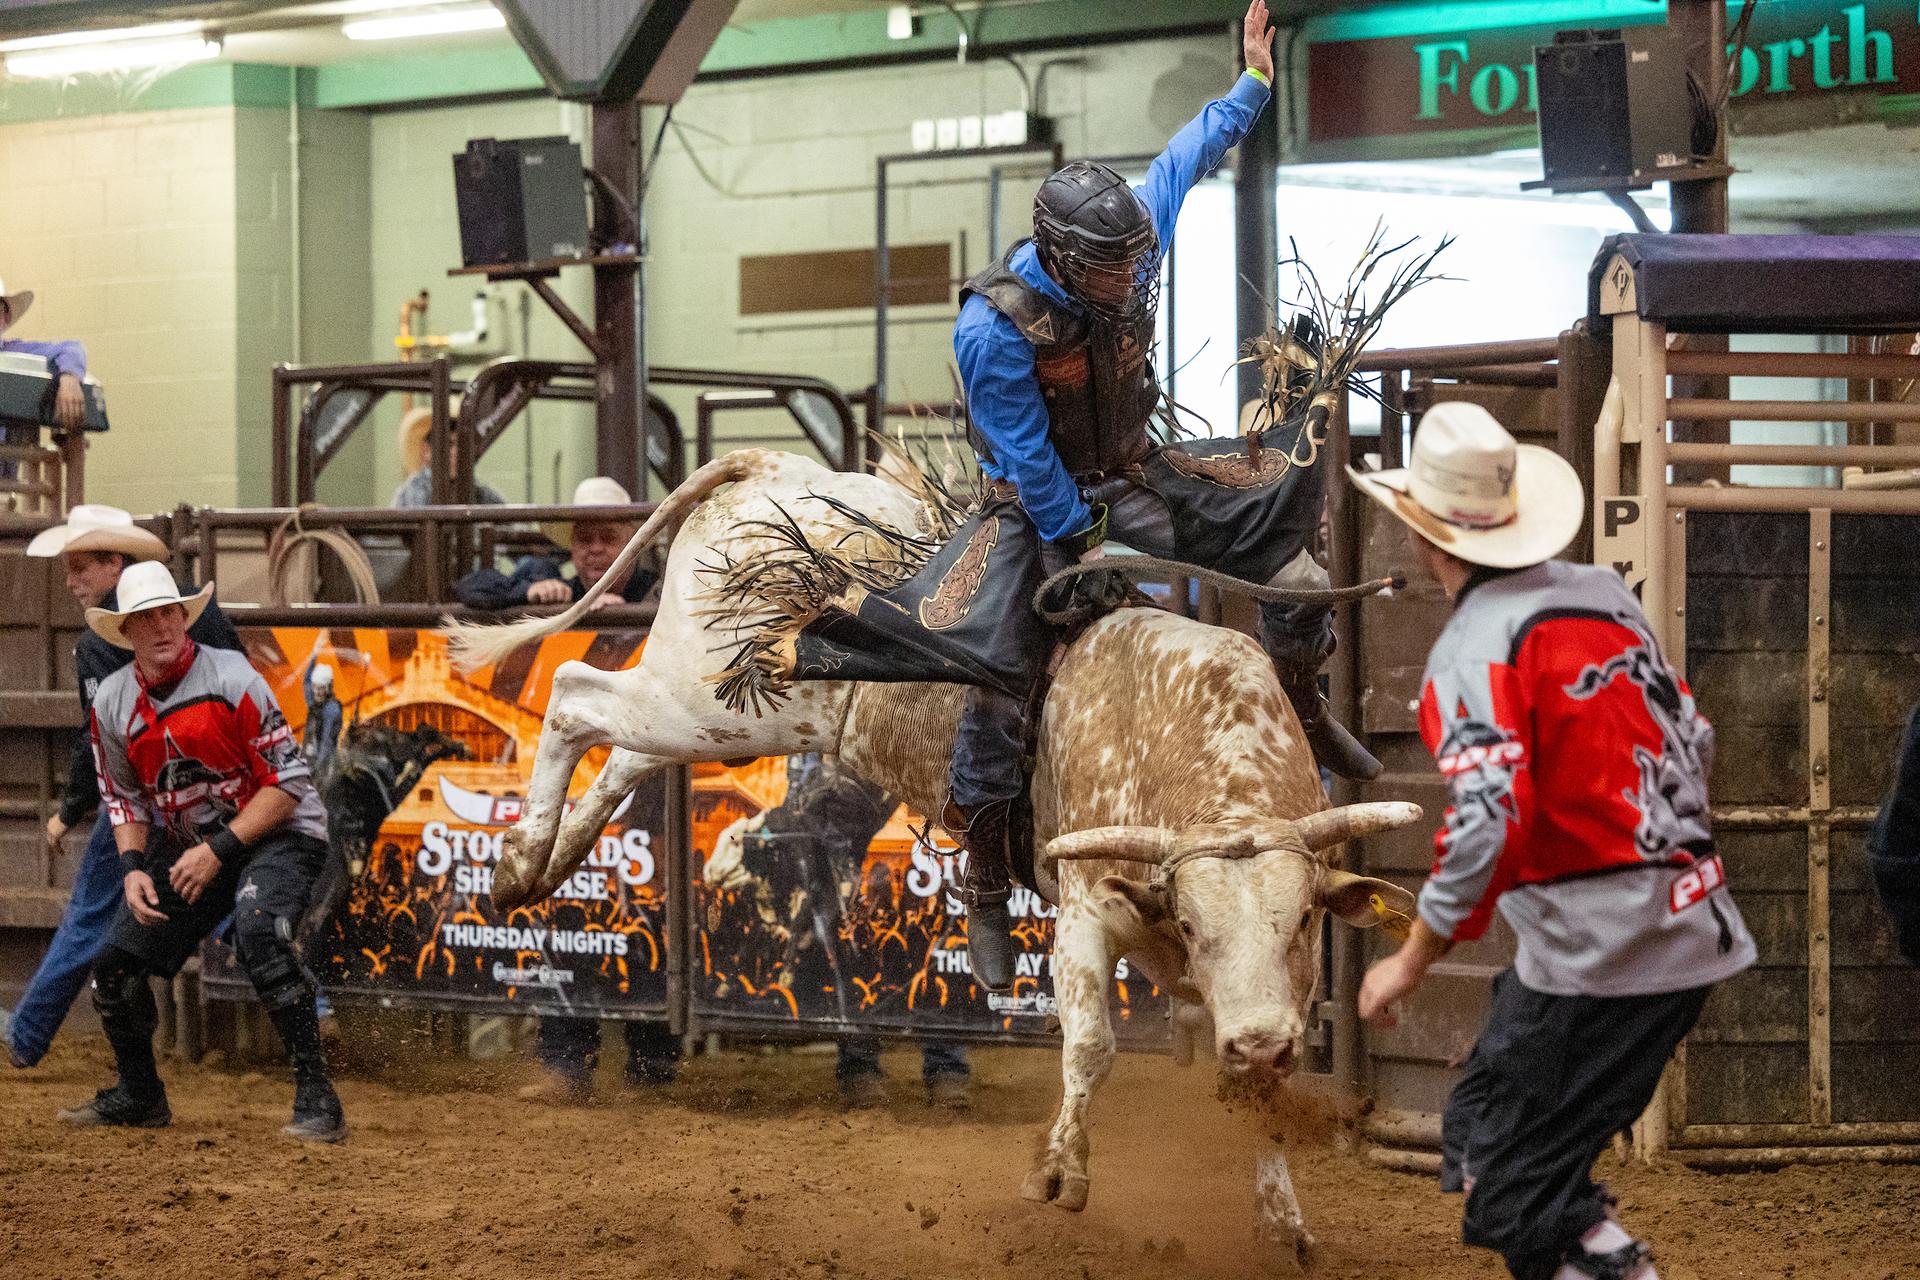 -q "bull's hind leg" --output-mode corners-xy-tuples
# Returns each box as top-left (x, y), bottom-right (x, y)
(537, 746), (670, 901)
(1023, 901), (1119, 1212)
